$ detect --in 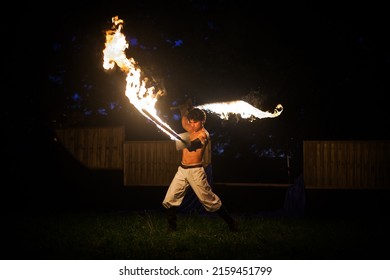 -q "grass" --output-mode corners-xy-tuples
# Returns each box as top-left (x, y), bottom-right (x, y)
(2, 209), (389, 260)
